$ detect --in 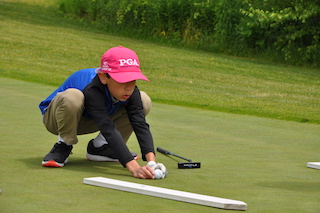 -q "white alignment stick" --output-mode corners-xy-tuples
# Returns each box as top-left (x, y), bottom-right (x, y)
(83, 177), (247, 211)
(307, 162), (320, 170)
